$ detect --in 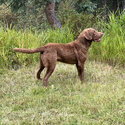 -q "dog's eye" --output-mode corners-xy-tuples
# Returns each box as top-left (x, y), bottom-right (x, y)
(94, 34), (97, 37)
